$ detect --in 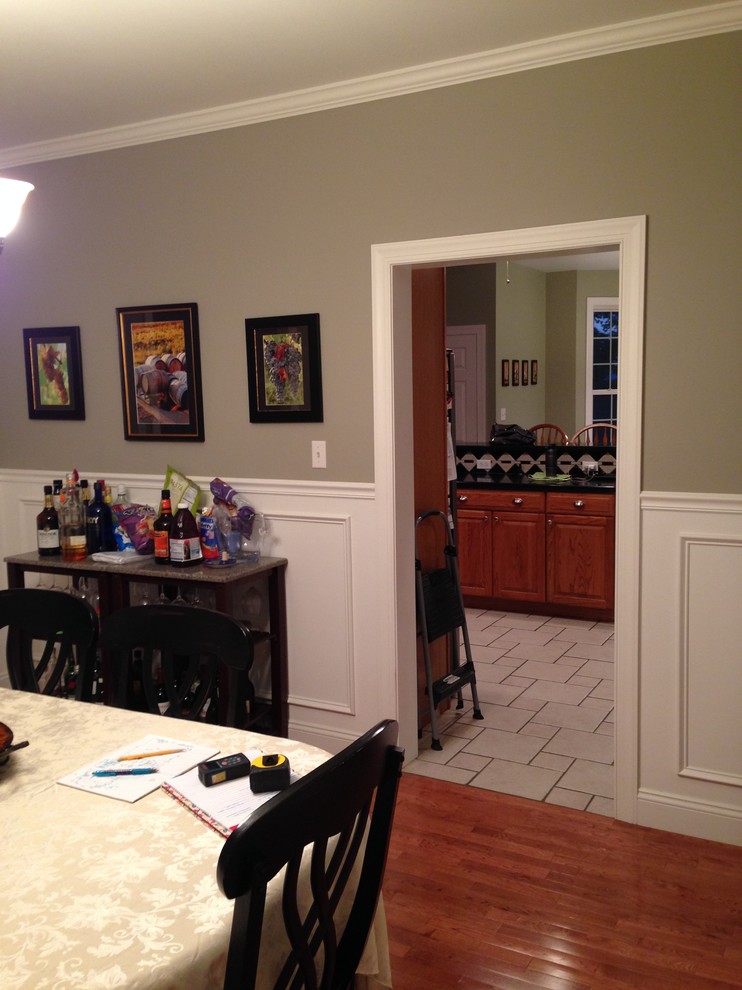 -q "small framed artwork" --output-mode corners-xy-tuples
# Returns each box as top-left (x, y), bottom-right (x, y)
(116, 302), (204, 441)
(531, 360), (538, 385)
(23, 326), (85, 420)
(522, 360), (529, 386)
(501, 359), (510, 387)
(245, 312), (323, 423)
(511, 359), (519, 386)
